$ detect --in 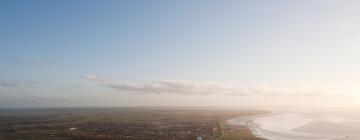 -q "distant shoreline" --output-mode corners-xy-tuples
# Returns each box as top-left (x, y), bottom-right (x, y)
(228, 112), (360, 140)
